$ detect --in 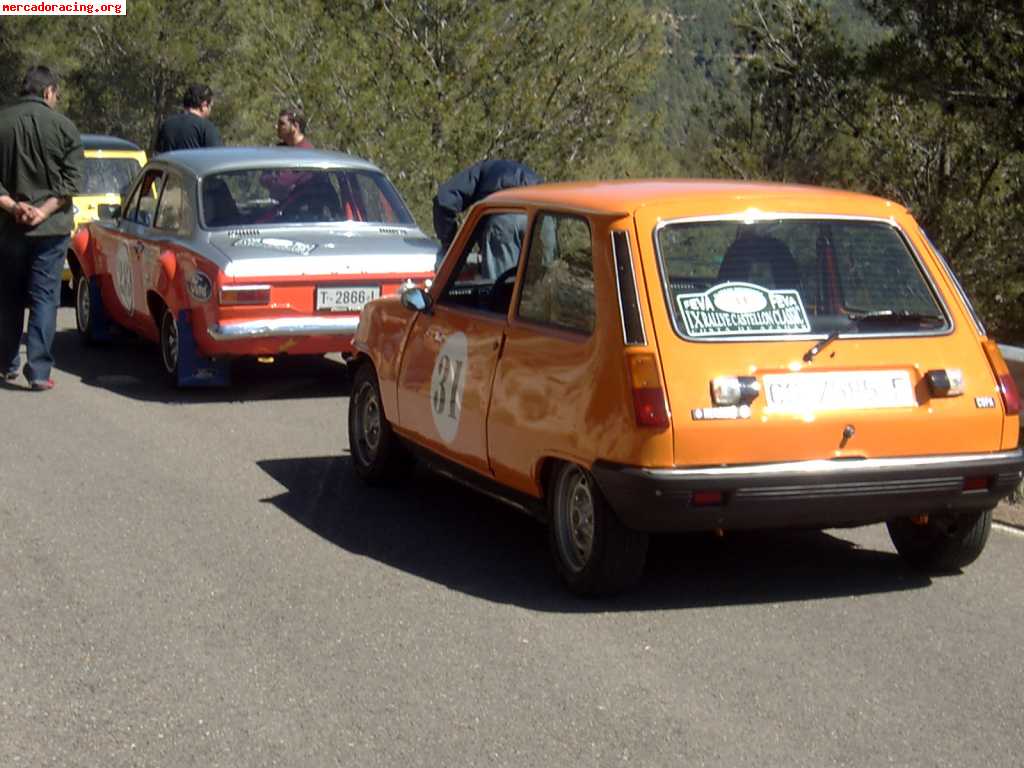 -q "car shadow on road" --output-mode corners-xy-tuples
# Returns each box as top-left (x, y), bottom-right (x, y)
(257, 454), (932, 612)
(51, 327), (351, 403)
